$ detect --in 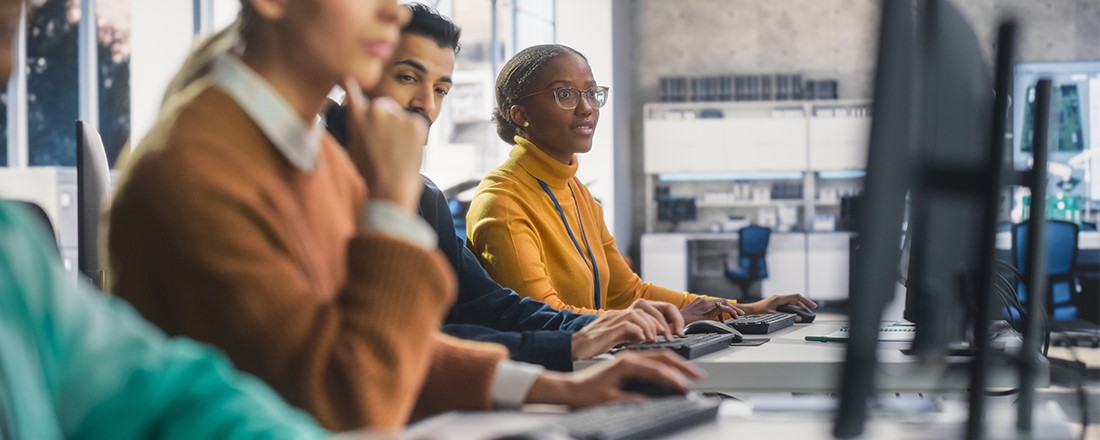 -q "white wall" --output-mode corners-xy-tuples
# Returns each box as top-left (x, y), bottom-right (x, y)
(212, 0), (240, 31)
(556, 0), (628, 245)
(130, 0), (193, 146)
